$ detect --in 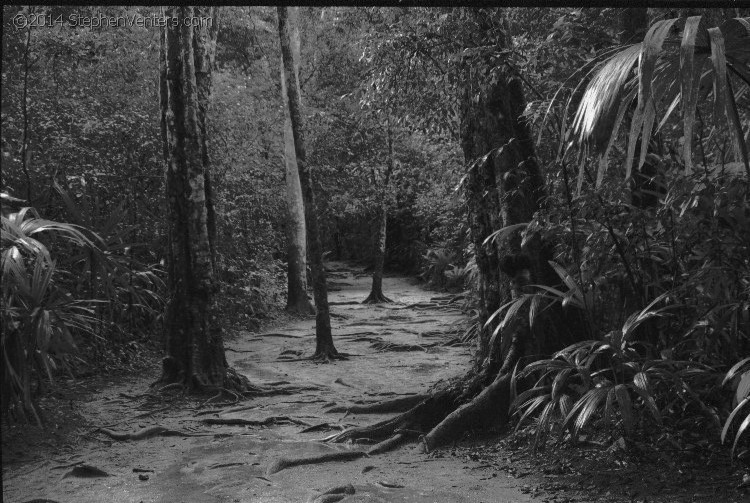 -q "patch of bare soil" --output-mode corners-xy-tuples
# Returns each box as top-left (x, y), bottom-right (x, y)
(2, 262), (746, 503)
